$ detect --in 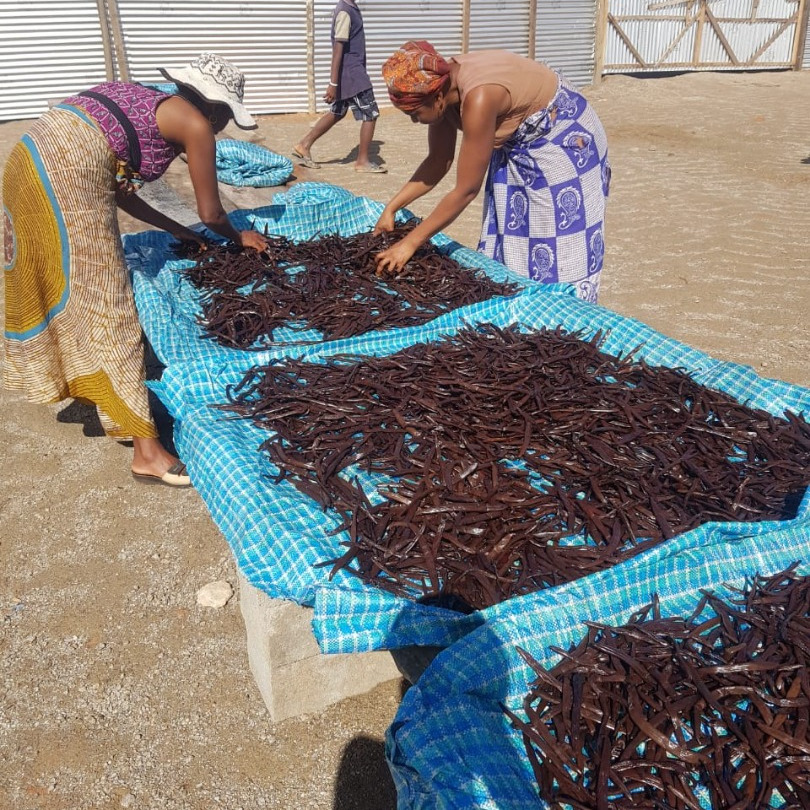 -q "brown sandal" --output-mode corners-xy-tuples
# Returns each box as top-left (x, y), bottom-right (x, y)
(132, 461), (192, 488)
